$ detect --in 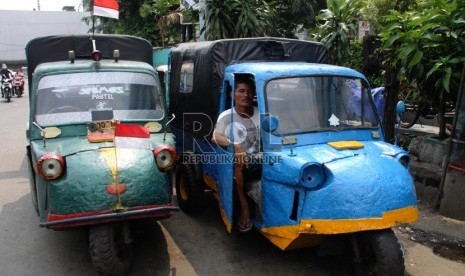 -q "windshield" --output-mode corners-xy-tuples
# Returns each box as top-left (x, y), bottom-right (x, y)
(34, 72), (164, 126)
(266, 76), (379, 135)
